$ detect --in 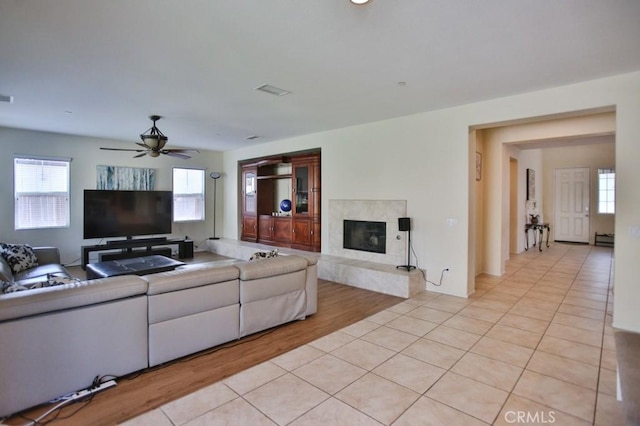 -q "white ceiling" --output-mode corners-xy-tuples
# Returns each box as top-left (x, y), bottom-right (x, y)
(1, 0), (639, 152)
